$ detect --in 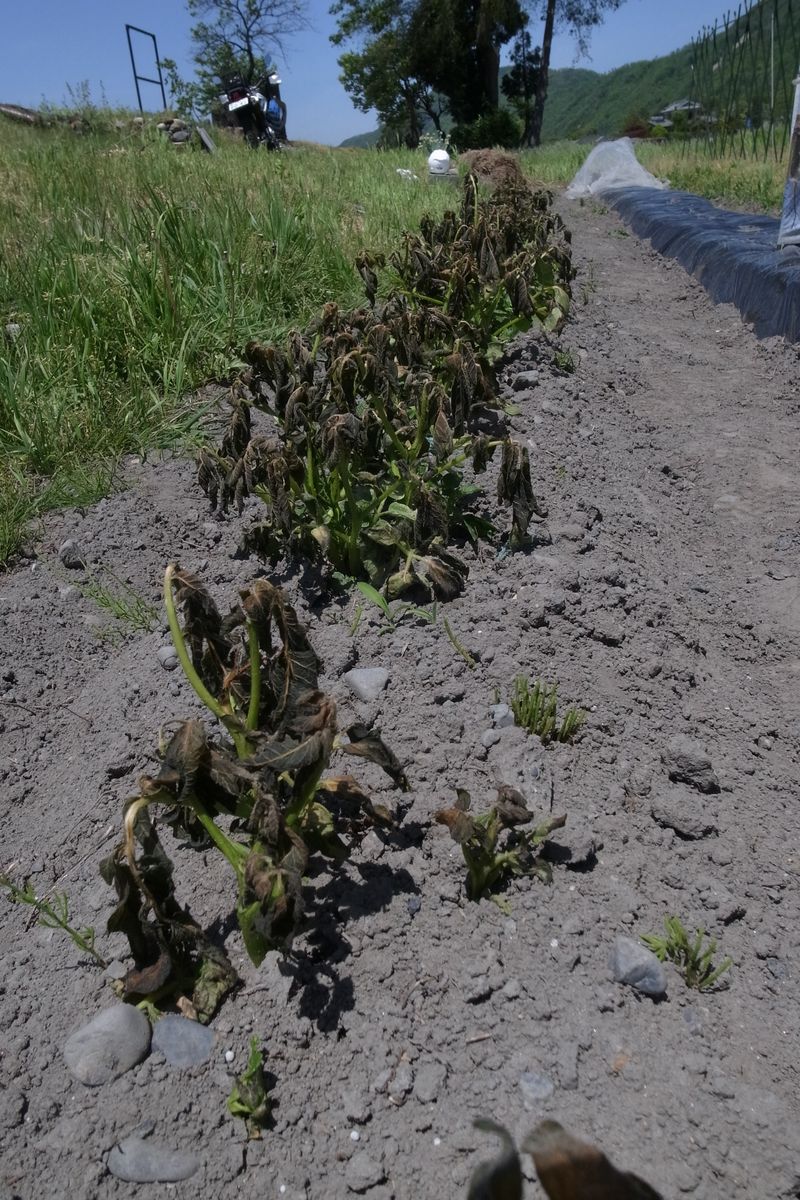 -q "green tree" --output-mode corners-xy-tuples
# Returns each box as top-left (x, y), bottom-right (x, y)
(525, 0), (627, 146)
(162, 0), (309, 116)
(330, 0), (444, 147)
(409, 0), (527, 122)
